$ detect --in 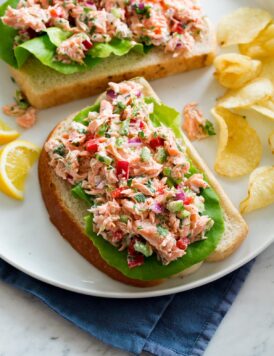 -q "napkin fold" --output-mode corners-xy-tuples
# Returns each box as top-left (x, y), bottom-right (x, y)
(0, 259), (254, 355)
